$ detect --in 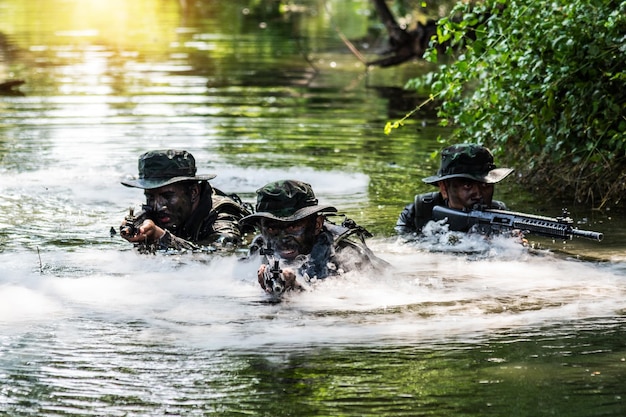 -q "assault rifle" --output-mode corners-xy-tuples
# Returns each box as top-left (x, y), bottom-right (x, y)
(259, 243), (286, 294)
(119, 205), (153, 238)
(432, 205), (603, 242)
